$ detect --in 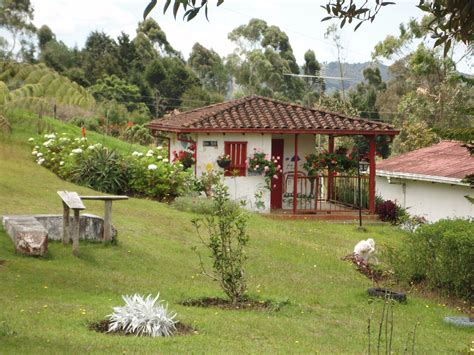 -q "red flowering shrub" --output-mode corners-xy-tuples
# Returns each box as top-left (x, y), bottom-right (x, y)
(172, 144), (195, 169)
